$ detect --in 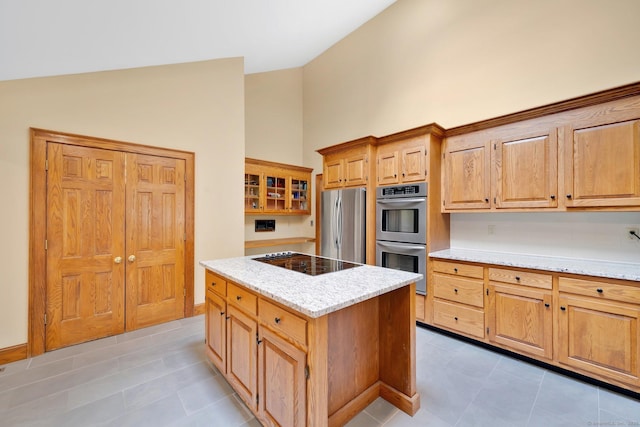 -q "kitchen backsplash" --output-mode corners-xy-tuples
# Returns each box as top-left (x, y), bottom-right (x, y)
(450, 212), (640, 263)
